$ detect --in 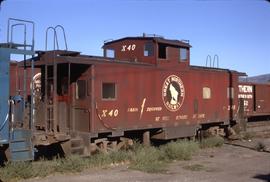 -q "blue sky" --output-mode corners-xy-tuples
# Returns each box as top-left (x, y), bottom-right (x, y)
(0, 0), (269, 76)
